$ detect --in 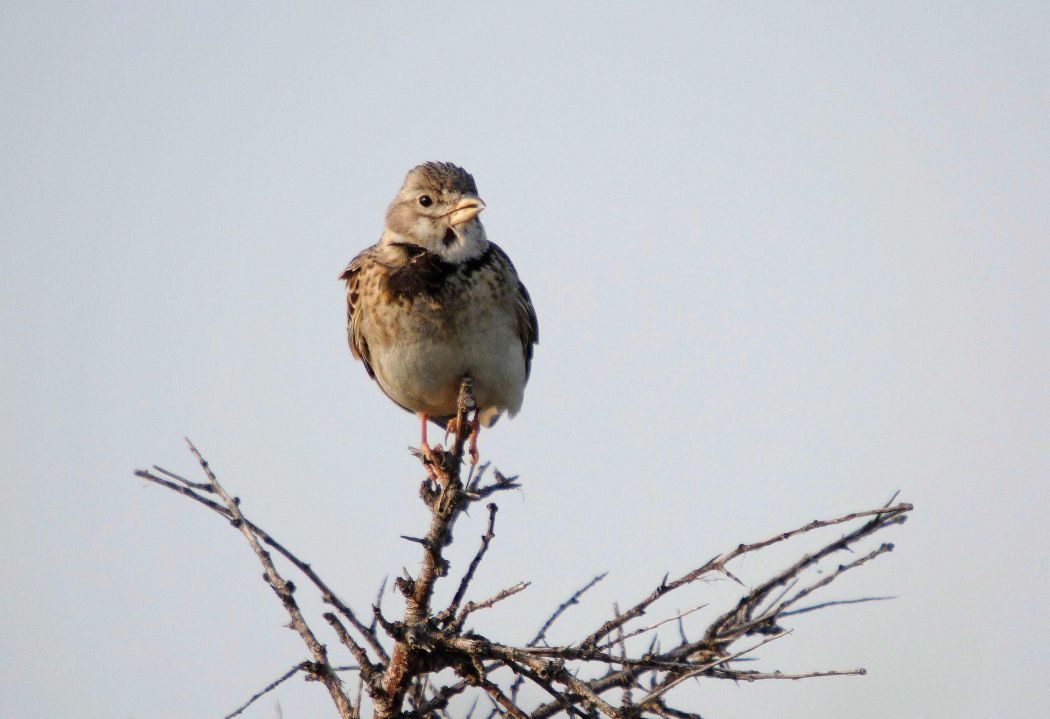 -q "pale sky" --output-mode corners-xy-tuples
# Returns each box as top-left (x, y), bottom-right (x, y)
(2, 3), (1048, 718)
